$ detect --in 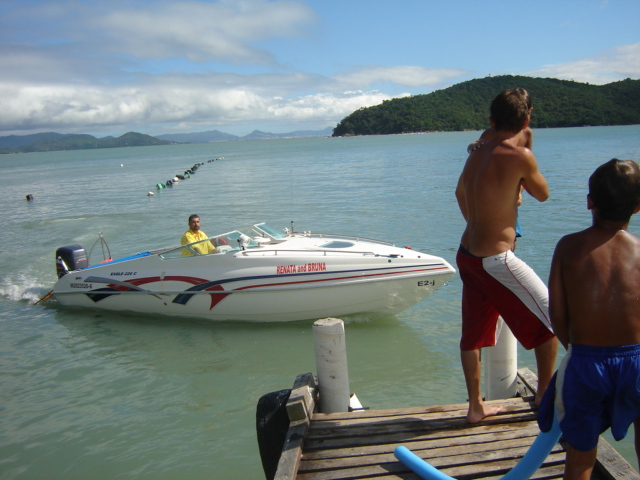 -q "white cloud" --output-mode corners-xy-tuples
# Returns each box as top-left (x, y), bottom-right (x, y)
(96, 0), (316, 64)
(267, 91), (390, 121)
(527, 42), (640, 84)
(333, 66), (470, 89)
(0, 80), (389, 134)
